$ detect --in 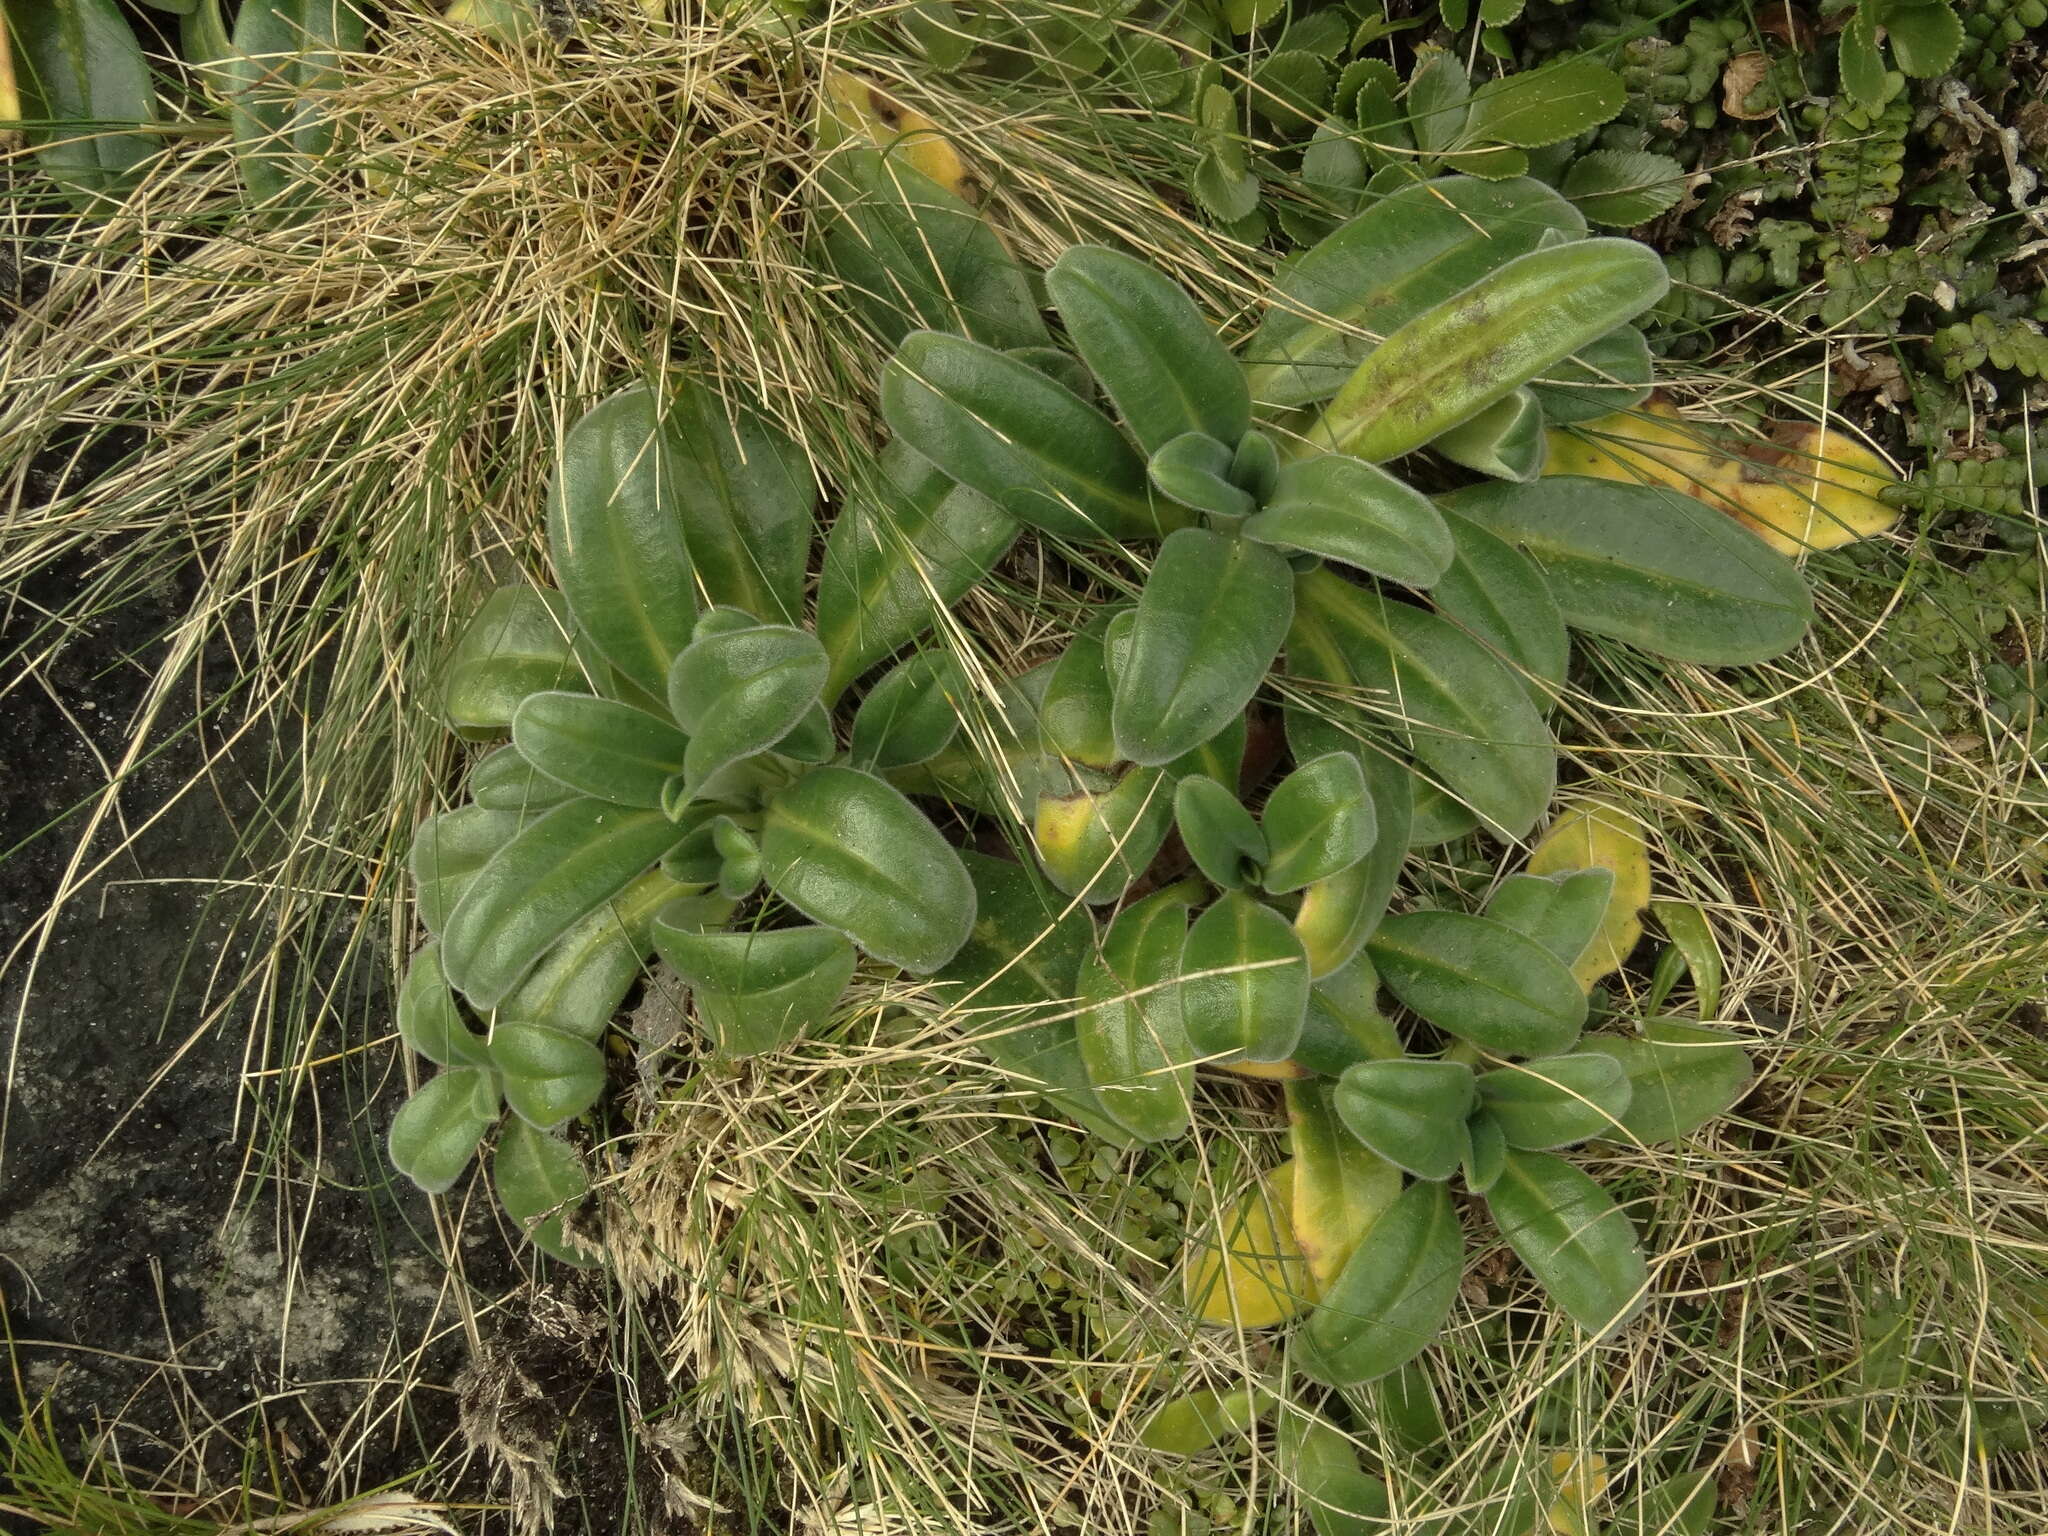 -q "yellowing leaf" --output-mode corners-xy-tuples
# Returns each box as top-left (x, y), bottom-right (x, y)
(821, 67), (973, 203)
(1547, 397), (1899, 556)
(1544, 1451), (1610, 1536)
(1543, 396), (1743, 507)
(1721, 421), (1899, 555)
(1527, 795), (1651, 990)
(1289, 1082), (1403, 1293)
(1216, 1058), (1313, 1081)
(1182, 1161), (1311, 1328)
